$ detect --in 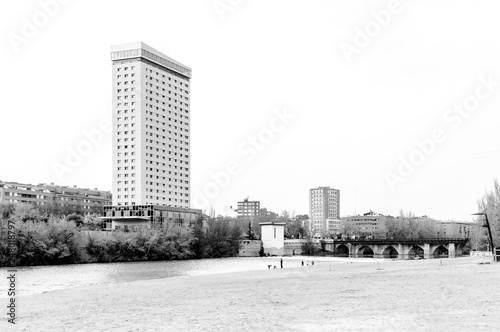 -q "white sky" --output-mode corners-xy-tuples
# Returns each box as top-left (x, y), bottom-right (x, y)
(1, 0), (499, 221)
